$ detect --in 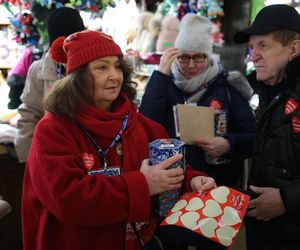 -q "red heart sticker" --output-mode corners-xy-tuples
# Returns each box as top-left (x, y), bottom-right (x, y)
(292, 116), (300, 133)
(285, 98), (298, 115)
(210, 99), (222, 111)
(82, 153), (95, 170)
